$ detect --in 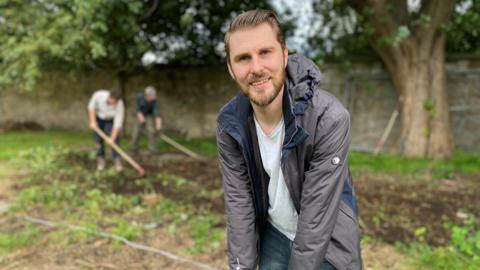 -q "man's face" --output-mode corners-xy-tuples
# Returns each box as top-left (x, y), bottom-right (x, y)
(227, 23), (288, 107)
(145, 95), (155, 102)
